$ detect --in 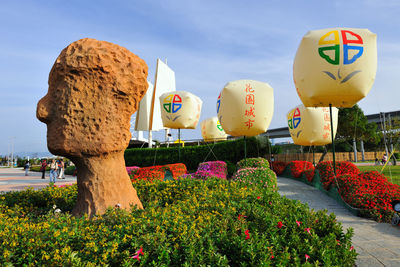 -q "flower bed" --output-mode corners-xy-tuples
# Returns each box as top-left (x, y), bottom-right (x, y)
(188, 161), (227, 180)
(289, 161), (314, 178)
(164, 163), (187, 179)
(132, 165), (166, 182)
(126, 166), (140, 176)
(336, 171), (400, 222)
(0, 178), (356, 266)
(316, 161), (359, 190)
(269, 161), (287, 175)
(131, 163), (188, 182)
